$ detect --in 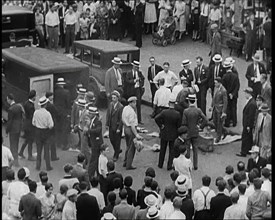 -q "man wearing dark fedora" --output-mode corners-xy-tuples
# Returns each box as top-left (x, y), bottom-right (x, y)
(105, 90), (124, 161)
(32, 96), (54, 171)
(54, 77), (71, 150)
(105, 57), (124, 103)
(124, 61), (145, 124)
(155, 96), (181, 170)
(208, 54), (224, 97)
(179, 60), (194, 87)
(182, 94), (208, 170)
(236, 87), (257, 157)
(221, 60), (240, 127)
(245, 53), (266, 98)
(173, 126), (189, 159)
